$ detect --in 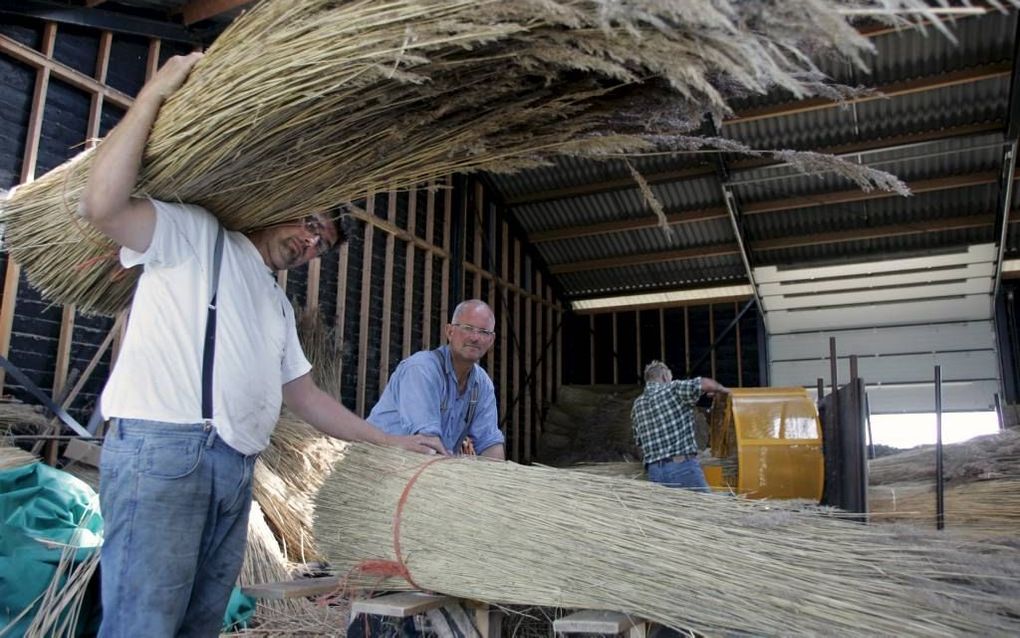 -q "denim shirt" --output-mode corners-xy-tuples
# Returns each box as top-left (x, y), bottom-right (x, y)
(367, 346), (504, 454)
